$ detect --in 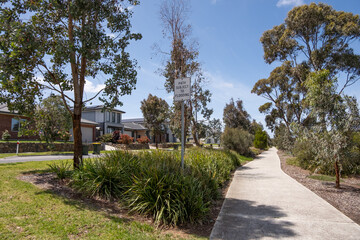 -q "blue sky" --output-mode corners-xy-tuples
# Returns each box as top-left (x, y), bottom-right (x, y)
(84, 0), (360, 133)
